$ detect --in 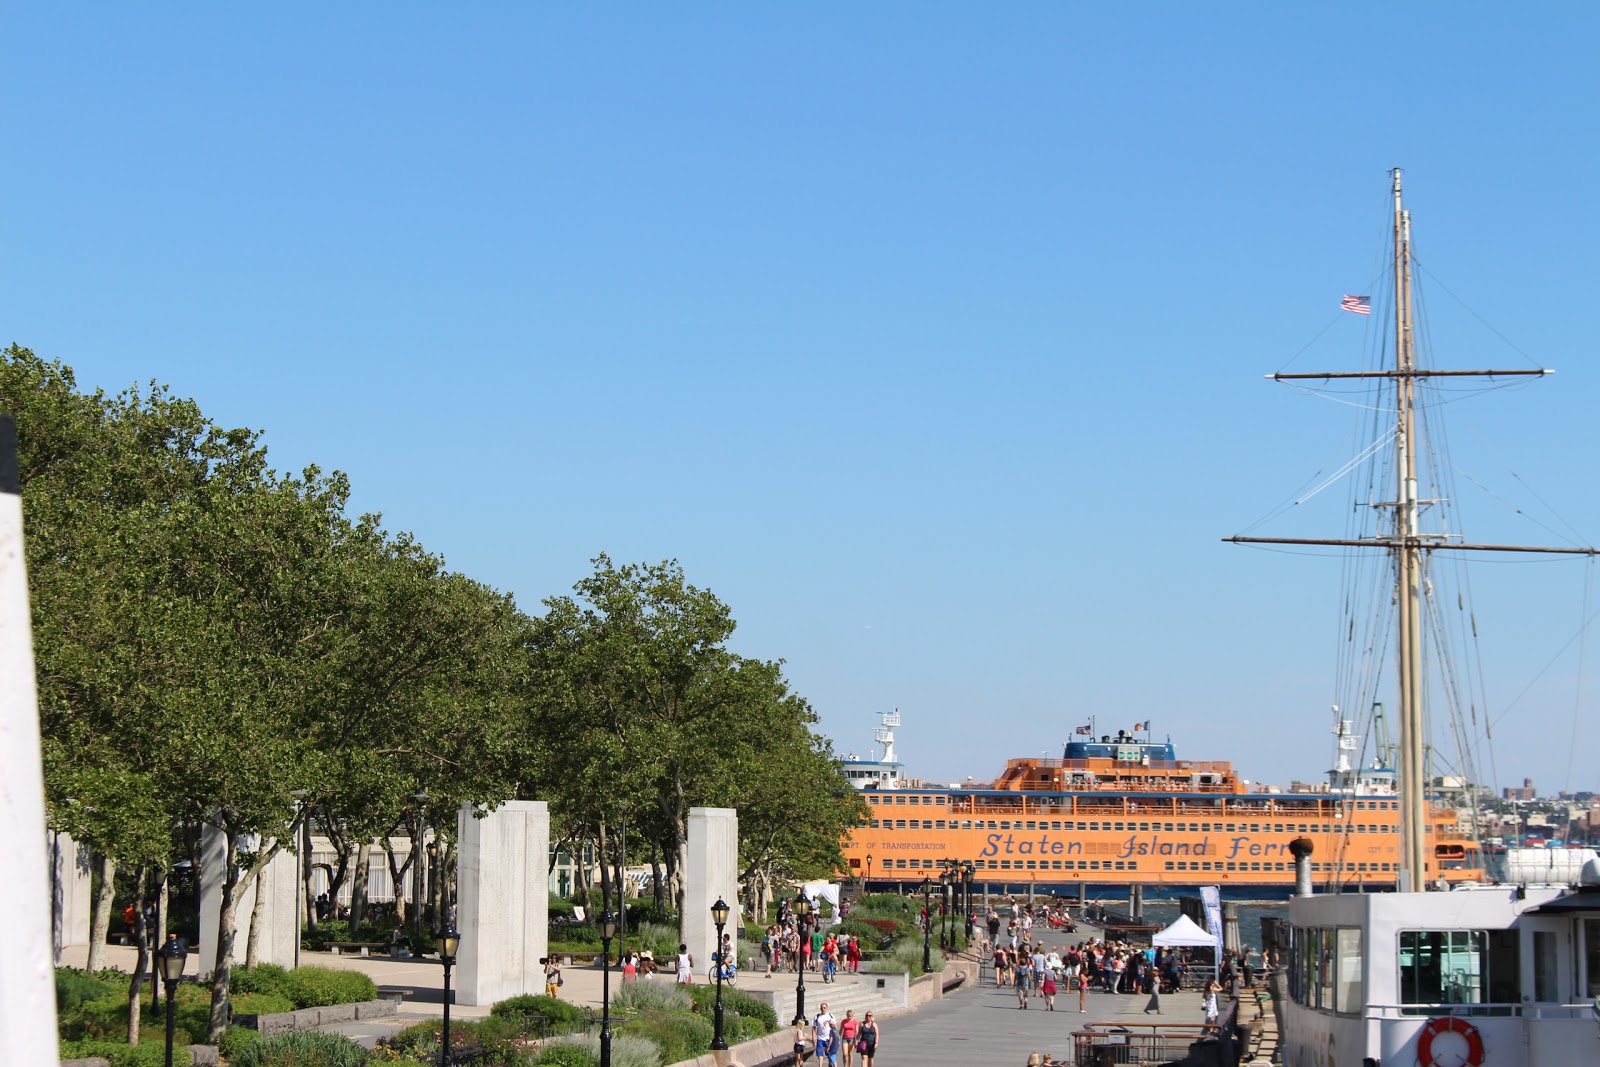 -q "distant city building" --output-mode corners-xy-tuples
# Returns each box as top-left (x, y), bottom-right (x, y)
(1502, 777), (1536, 801)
